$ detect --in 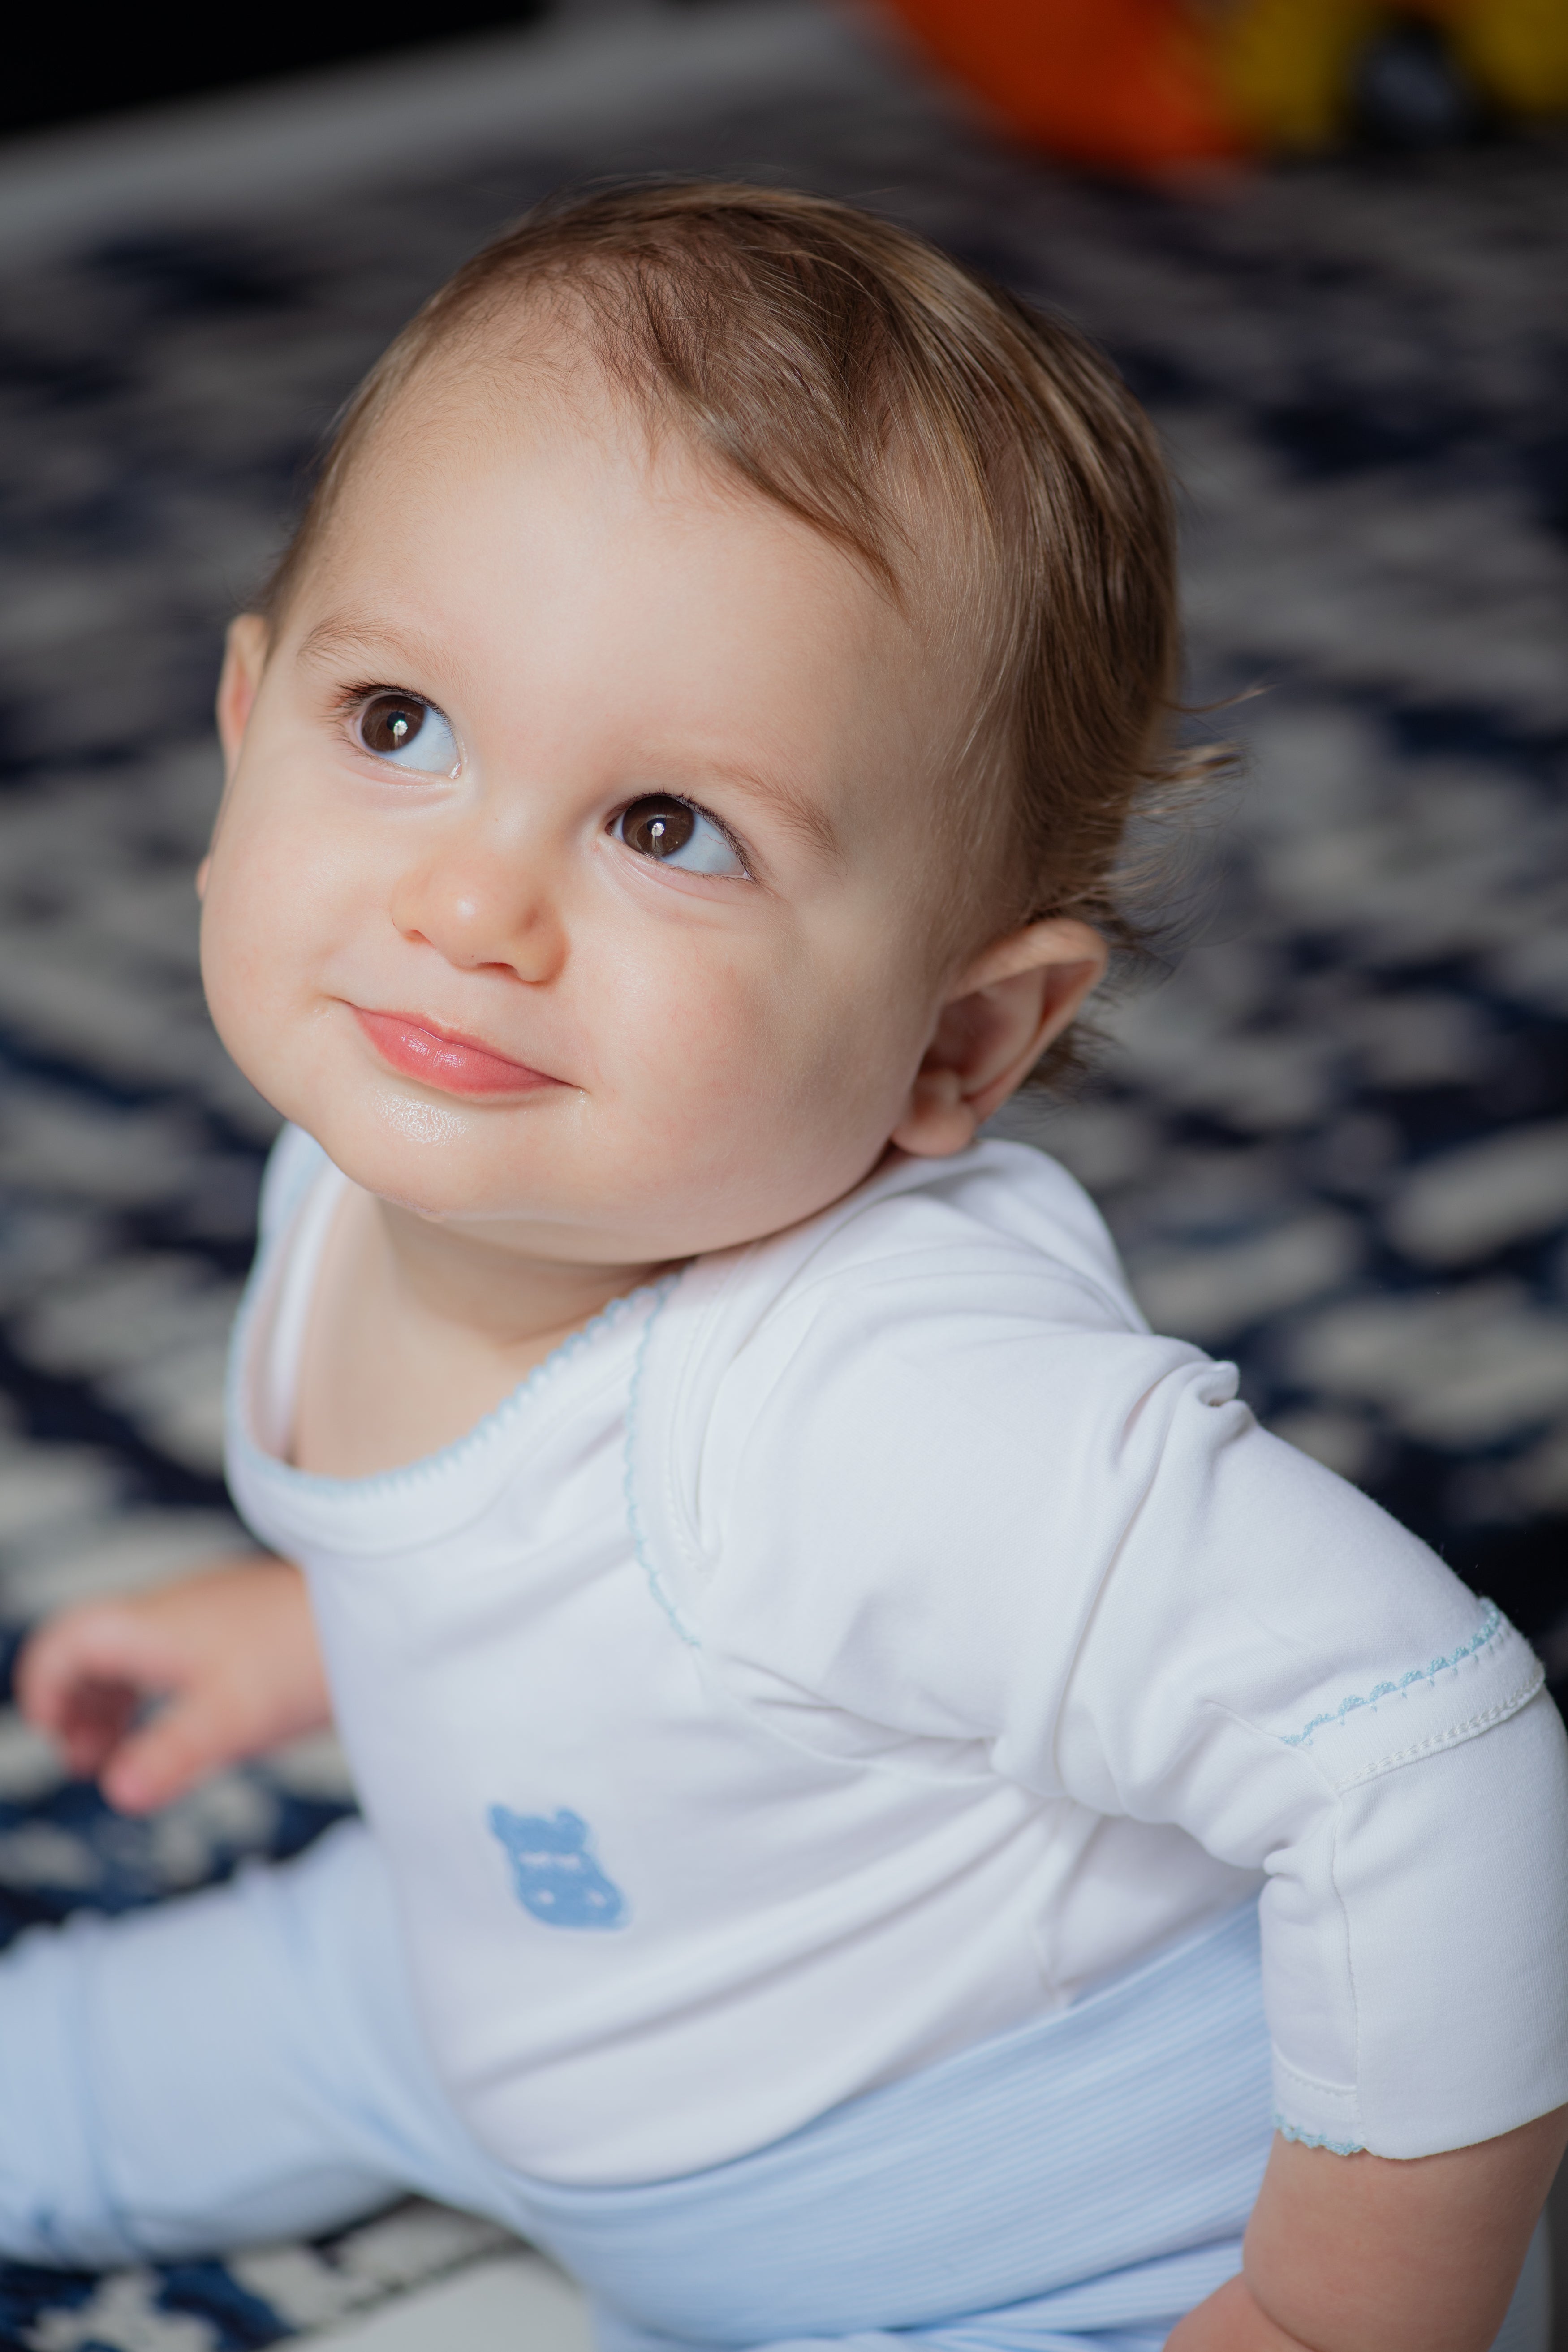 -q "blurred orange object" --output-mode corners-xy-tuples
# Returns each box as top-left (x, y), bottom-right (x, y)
(884, 0), (1253, 172)
(884, 0), (1568, 172)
